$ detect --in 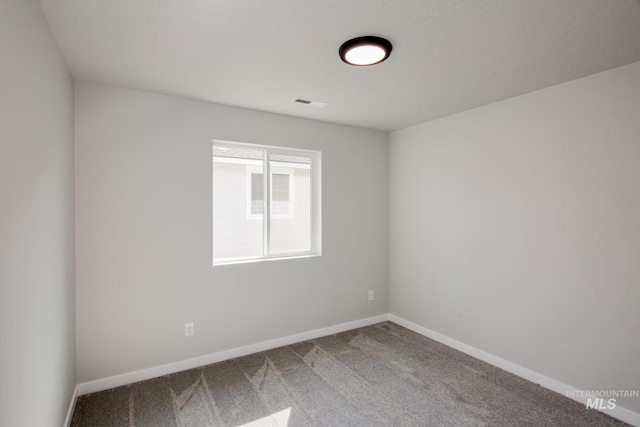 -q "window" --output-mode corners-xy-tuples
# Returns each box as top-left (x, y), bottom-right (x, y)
(213, 141), (321, 265)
